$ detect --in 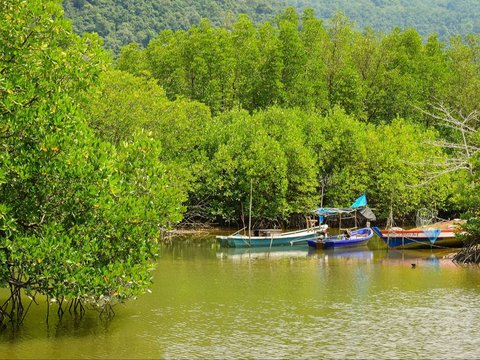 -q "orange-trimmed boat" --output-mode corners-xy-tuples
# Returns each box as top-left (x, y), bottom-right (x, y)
(372, 220), (465, 249)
